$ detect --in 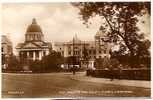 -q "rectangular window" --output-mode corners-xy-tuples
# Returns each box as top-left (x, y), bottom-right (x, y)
(2, 47), (3, 52)
(36, 51), (39, 58)
(104, 49), (107, 54)
(43, 51), (46, 56)
(93, 50), (96, 54)
(68, 51), (71, 55)
(62, 51), (64, 55)
(29, 51), (33, 58)
(89, 50), (91, 54)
